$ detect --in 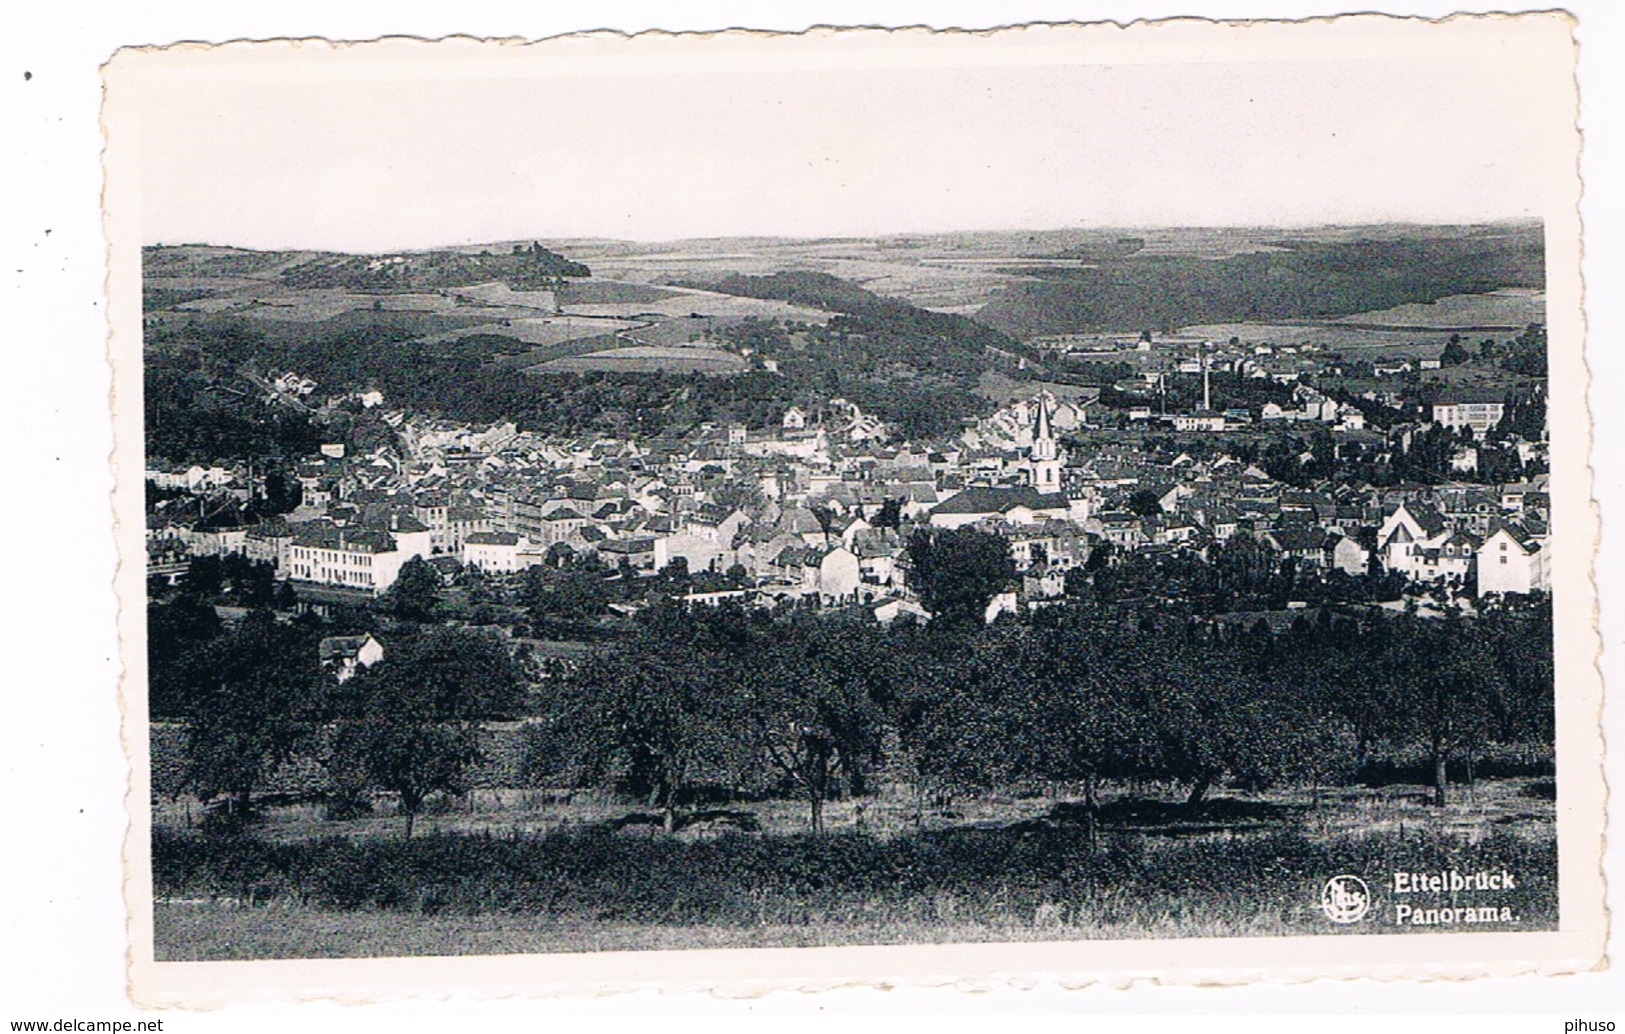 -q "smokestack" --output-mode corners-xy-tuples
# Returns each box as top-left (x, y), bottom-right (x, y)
(1202, 341), (1212, 413)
